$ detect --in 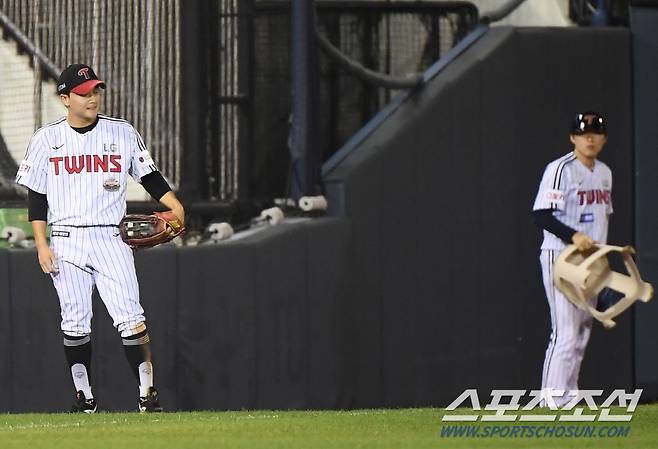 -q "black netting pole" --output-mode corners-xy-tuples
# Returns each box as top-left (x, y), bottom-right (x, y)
(289, 0), (320, 200)
(178, 0), (210, 203)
